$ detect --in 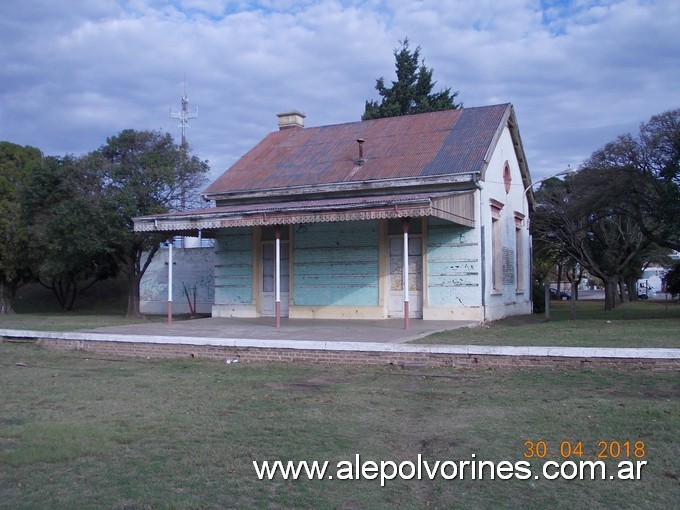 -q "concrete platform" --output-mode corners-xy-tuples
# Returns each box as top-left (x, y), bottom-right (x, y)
(79, 316), (478, 344)
(2, 316), (679, 363)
